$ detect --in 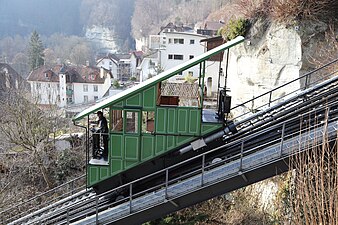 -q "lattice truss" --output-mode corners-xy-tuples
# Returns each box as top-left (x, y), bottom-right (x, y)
(161, 83), (199, 98)
(161, 82), (200, 107)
